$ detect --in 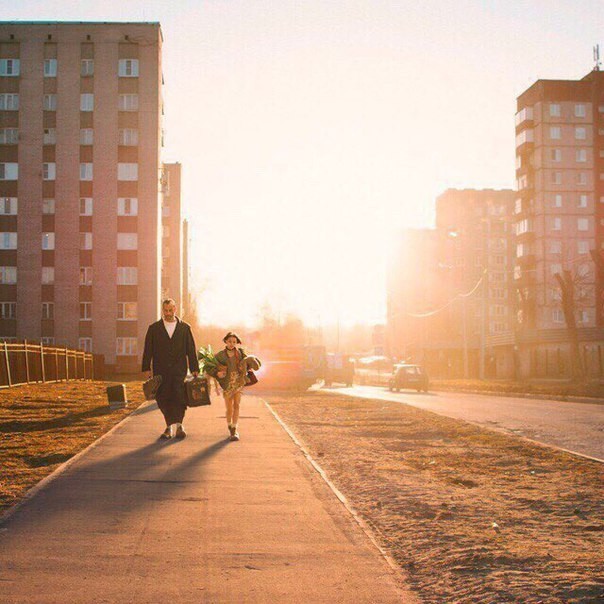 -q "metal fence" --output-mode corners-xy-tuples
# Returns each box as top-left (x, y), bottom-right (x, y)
(0, 340), (95, 388)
